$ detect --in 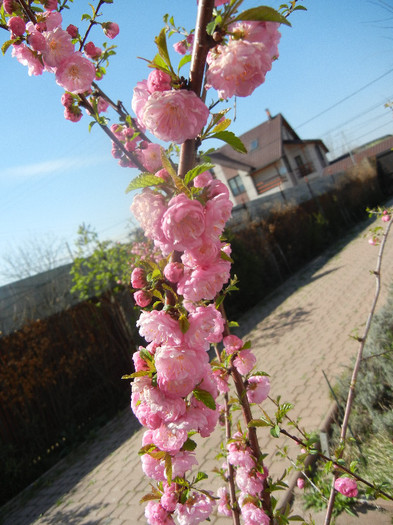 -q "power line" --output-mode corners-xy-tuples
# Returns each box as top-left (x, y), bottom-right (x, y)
(296, 68), (393, 130)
